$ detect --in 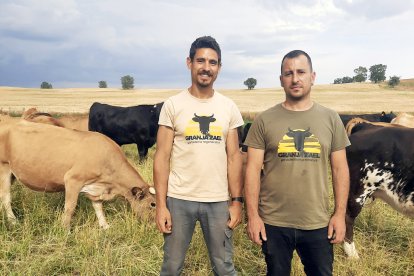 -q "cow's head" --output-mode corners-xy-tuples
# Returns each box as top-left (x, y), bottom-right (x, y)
(381, 111), (397, 123)
(192, 113), (216, 135)
(286, 127), (312, 152)
(126, 185), (156, 220)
